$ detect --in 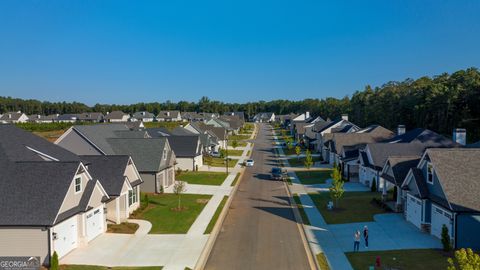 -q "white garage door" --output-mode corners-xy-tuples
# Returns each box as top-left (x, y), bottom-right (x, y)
(406, 194), (422, 229)
(86, 207), (104, 242)
(431, 205), (452, 238)
(52, 216), (78, 258)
